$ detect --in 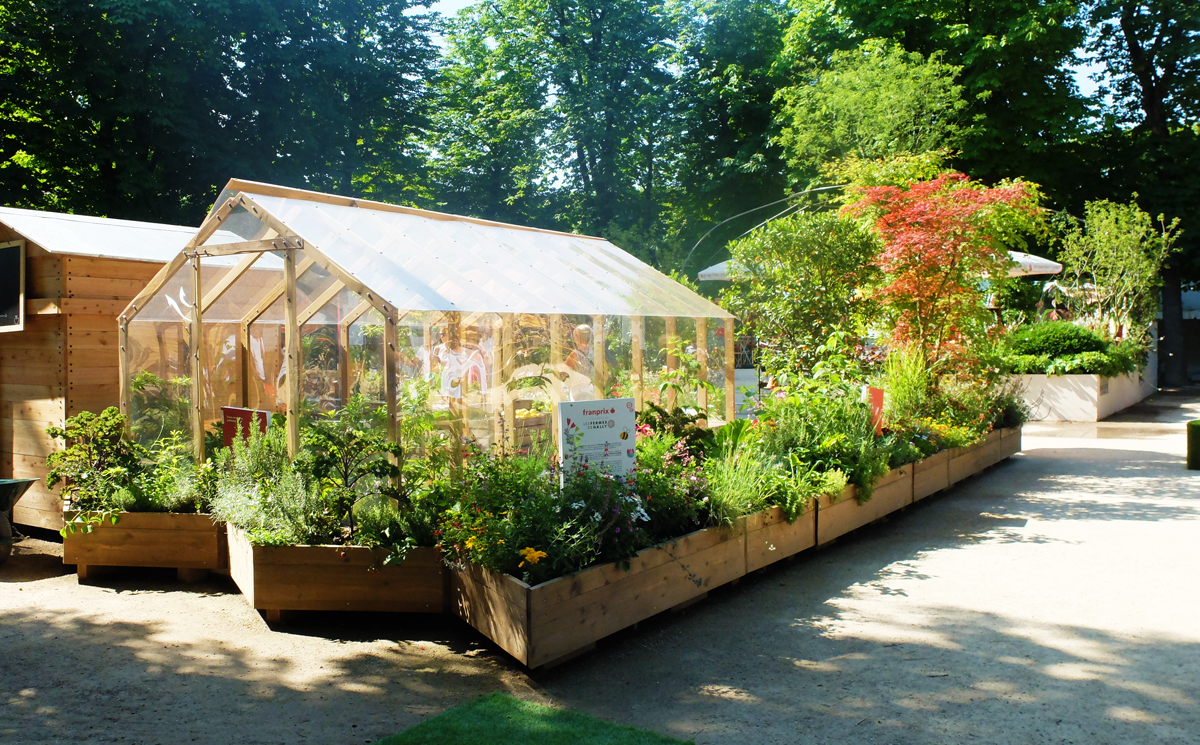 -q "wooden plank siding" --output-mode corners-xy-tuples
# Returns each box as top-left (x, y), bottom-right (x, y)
(0, 239), (166, 529)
